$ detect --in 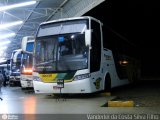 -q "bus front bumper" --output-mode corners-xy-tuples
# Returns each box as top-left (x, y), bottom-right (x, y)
(33, 79), (94, 94)
(20, 80), (33, 88)
(9, 76), (20, 81)
(20, 75), (33, 88)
